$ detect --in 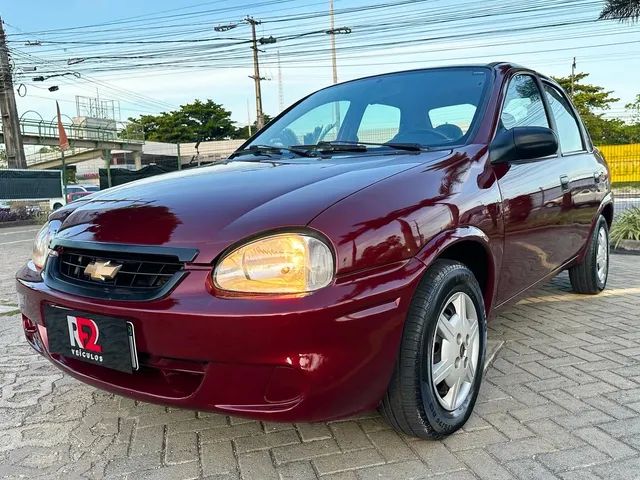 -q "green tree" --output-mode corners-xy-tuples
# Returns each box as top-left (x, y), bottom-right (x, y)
(233, 115), (273, 139)
(626, 94), (640, 123)
(126, 100), (238, 143)
(552, 72), (625, 144)
(600, 0), (640, 21)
